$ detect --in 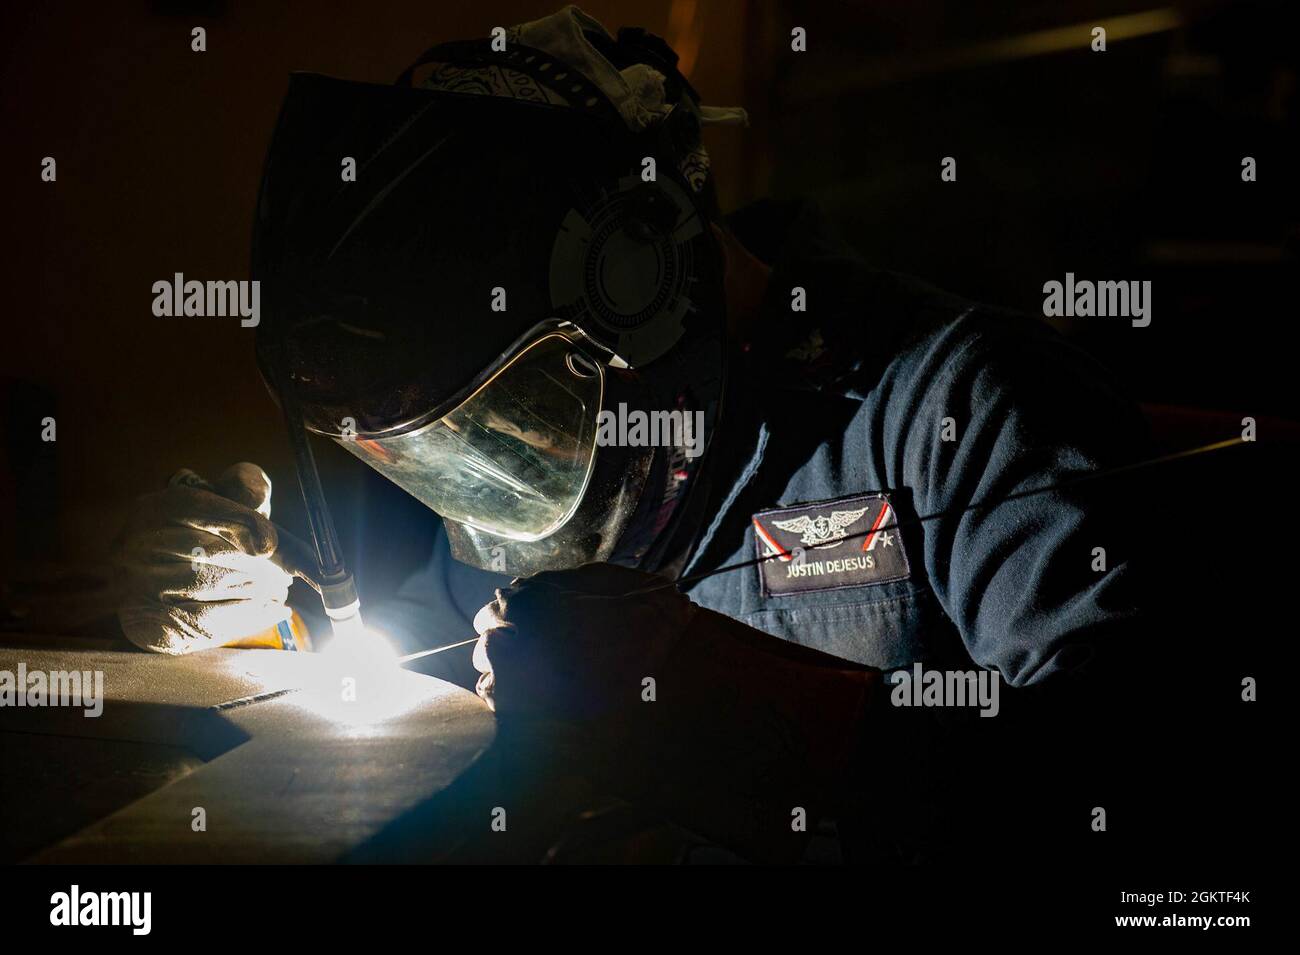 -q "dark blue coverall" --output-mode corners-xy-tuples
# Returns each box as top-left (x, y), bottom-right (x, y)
(367, 198), (1150, 693)
(350, 197), (1156, 863)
